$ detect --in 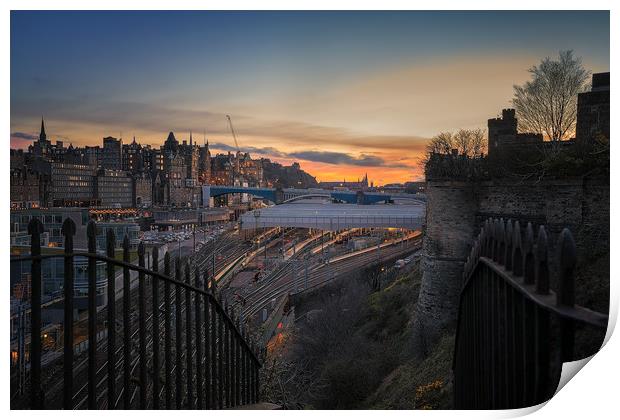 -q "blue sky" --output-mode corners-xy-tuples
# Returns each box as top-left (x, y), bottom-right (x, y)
(10, 11), (610, 183)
